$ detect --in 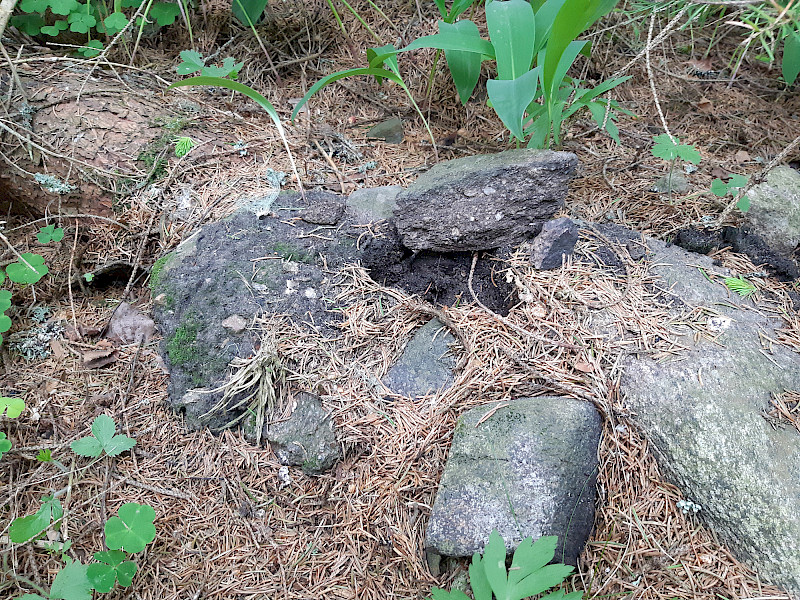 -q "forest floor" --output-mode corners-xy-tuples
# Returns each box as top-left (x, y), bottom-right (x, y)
(2, 1), (800, 599)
